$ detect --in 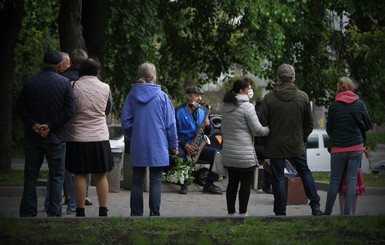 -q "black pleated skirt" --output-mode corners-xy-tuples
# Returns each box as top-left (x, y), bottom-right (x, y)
(66, 141), (114, 174)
